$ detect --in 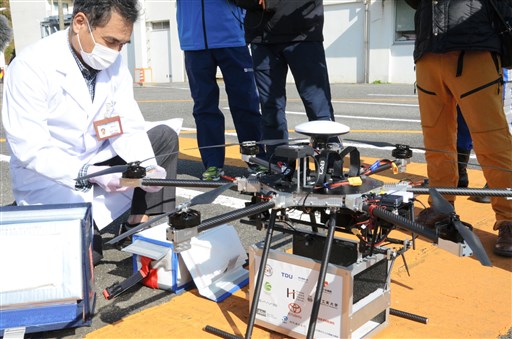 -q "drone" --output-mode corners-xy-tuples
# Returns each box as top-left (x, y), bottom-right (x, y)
(80, 120), (512, 339)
